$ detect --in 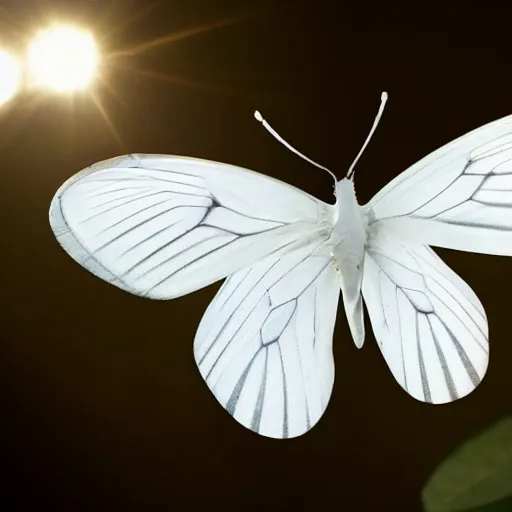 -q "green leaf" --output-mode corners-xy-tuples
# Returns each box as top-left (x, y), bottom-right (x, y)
(422, 416), (512, 512)
(468, 494), (512, 512)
